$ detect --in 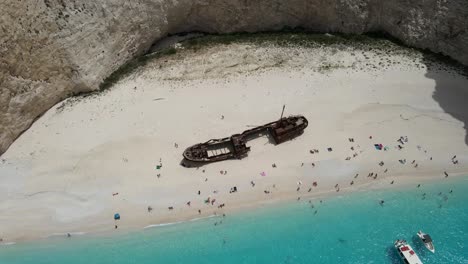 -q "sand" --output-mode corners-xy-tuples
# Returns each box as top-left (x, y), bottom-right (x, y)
(1, 38), (468, 243)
